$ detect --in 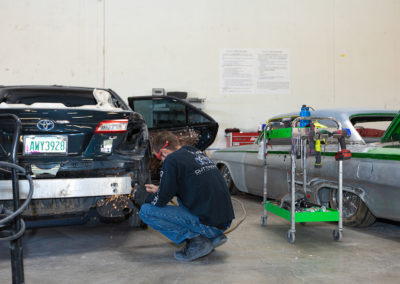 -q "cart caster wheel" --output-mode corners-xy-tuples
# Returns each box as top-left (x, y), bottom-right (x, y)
(333, 230), (342, 241)
(261, 216), (267, 226)
(287, 230), (295, 244)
